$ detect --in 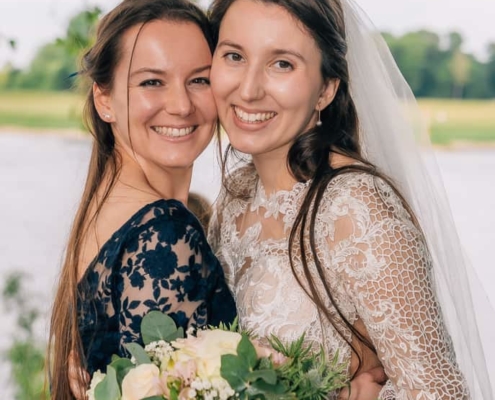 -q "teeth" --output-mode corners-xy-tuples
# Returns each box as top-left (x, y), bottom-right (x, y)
(153, 126), (195, 137)
(234, 107), (276, 123)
